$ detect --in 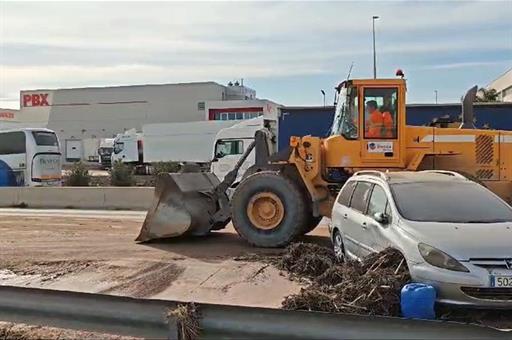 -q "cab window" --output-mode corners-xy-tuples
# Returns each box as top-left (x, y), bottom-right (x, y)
(349, 181), (373, 213)
(215, 140), (243, 159)
(363, 88), (398, 139)
(367, 185), (388, 217)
